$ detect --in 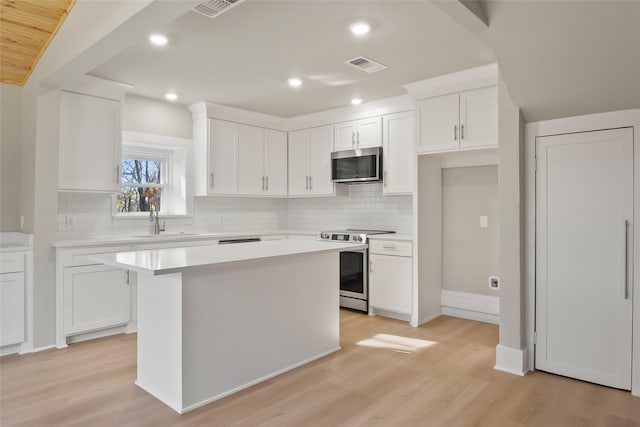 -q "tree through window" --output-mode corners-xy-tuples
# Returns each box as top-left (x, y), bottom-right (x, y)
(116, 158), (163, 213)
